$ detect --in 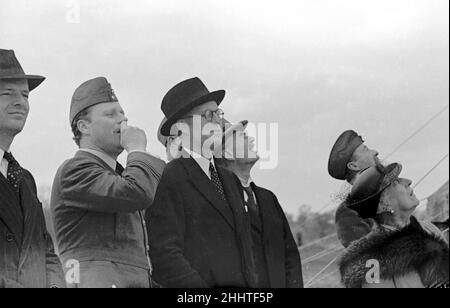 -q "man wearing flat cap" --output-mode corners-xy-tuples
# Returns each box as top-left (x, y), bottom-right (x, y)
(0, 49), (65, 288)
(215, 120), (303, 288)
(147, 77), (258, 288)
(51, 77), (165, 288)
(328, 130), (381, 248)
